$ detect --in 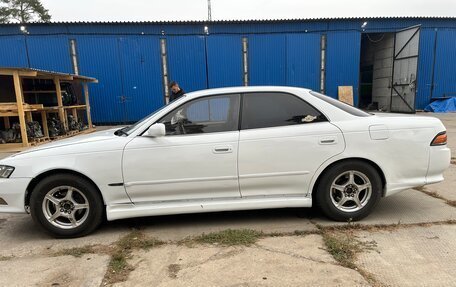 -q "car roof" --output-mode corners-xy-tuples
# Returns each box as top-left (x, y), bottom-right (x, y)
(185, 86), (312, 99)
